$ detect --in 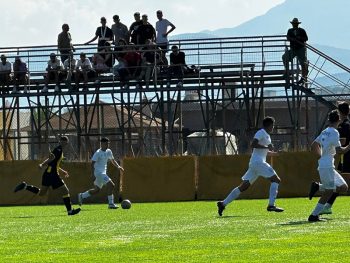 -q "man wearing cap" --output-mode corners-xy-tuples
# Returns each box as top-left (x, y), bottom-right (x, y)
(0, 55), (12, 93)
(282, 18), (308, 85)
(111, 15), (129, 44)
(85, 17), (113, 48)
(129, 12), (143, 44)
